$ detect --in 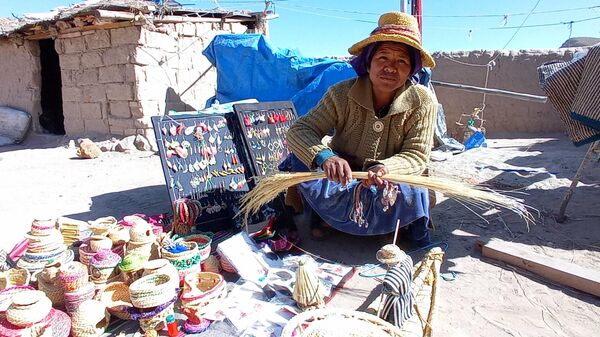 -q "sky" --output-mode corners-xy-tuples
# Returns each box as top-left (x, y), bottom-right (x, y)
(0, 0), (599, 57)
